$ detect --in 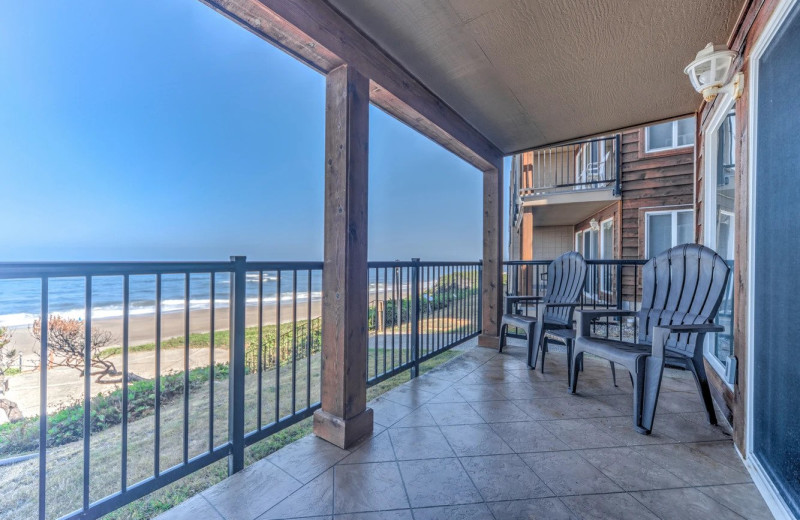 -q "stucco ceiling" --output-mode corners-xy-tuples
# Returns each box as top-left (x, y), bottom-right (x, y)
(327, 0), (744, 154)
